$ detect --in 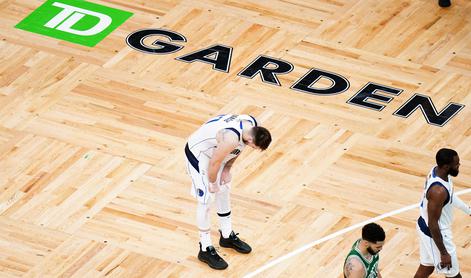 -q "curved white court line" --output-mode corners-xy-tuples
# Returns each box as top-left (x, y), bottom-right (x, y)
(243, 188), (471, 278)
